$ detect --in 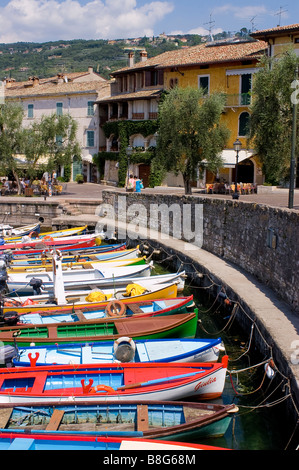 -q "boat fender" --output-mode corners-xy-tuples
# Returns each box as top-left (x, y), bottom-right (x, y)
(113, 337), (136, 363)
(264, 359), (276, 379)
(28, 352), (40, 367)
(89, 384), (115, 394)
(105, 300), (126, 317)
